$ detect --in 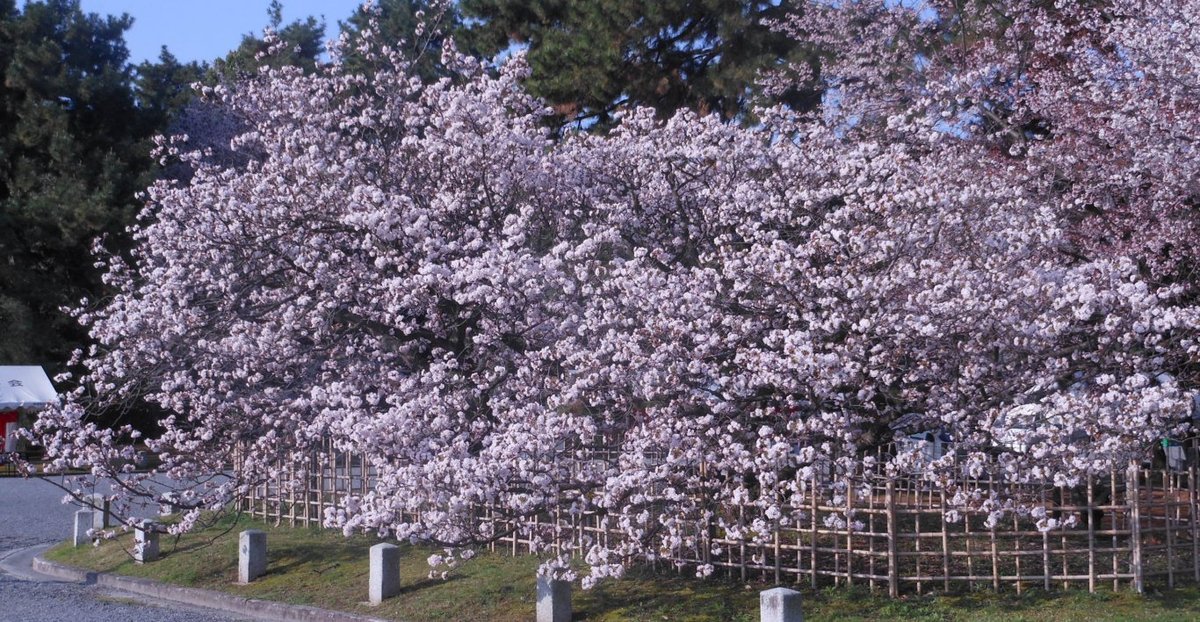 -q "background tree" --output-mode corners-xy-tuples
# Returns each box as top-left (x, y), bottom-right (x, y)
(338, 0), (461, 81)
(0, 0), (149, 370)
(458, 0), (821, 129)
(133, 47), (206, 133)
(0, 0), (329, 377)
(210, 0), (325, 80)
